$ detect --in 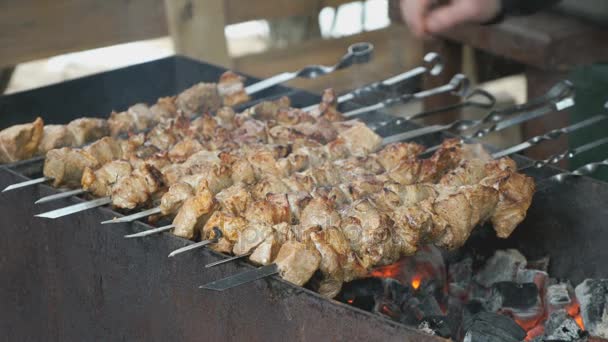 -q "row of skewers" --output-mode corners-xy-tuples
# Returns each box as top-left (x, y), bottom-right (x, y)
(2, 47), (608, 297)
